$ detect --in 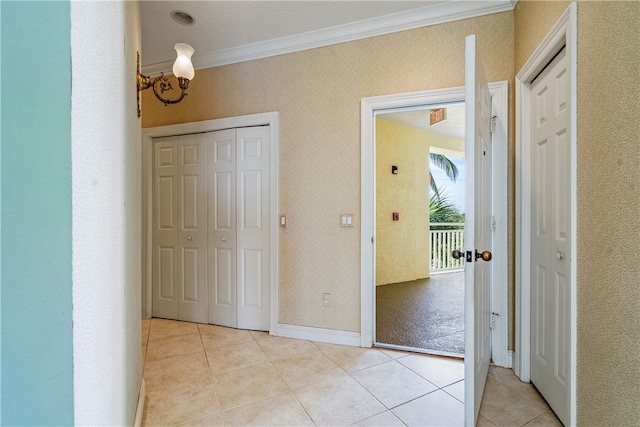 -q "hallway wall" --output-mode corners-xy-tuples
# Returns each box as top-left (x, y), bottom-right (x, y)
(515, 1), (640, 424)
(71, 1), (143, 425)
(574, 2), (639, 424)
